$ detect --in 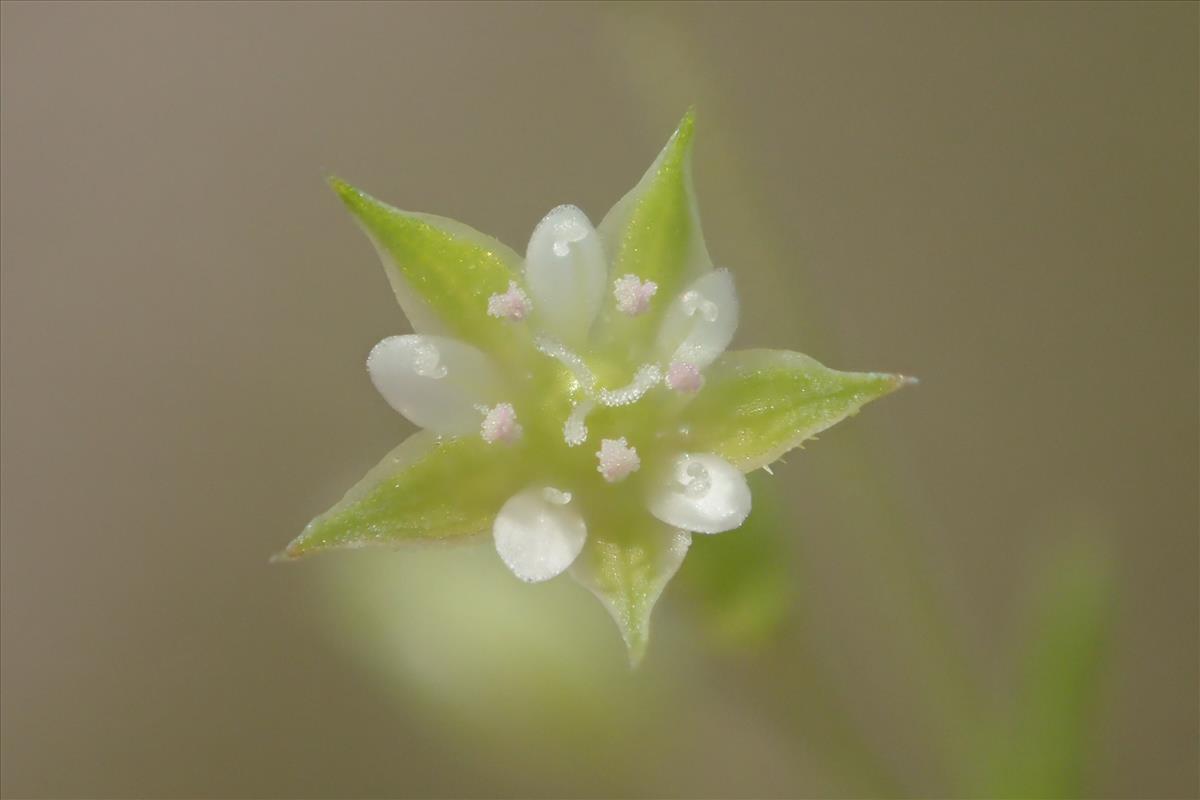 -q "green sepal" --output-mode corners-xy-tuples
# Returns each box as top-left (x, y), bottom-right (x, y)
(281, 432), (525, 560)
(682, 349), (912, 471)
(596, 109), (711, 346)
(330, 177), (527, 356)
(569, 520), (691, 667)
